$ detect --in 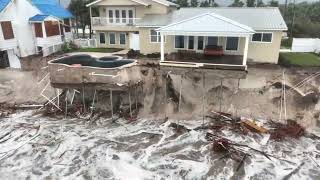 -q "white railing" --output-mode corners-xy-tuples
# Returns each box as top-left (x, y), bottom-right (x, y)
(74, 38), (97, 48)
(92, 17), (141, 26)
